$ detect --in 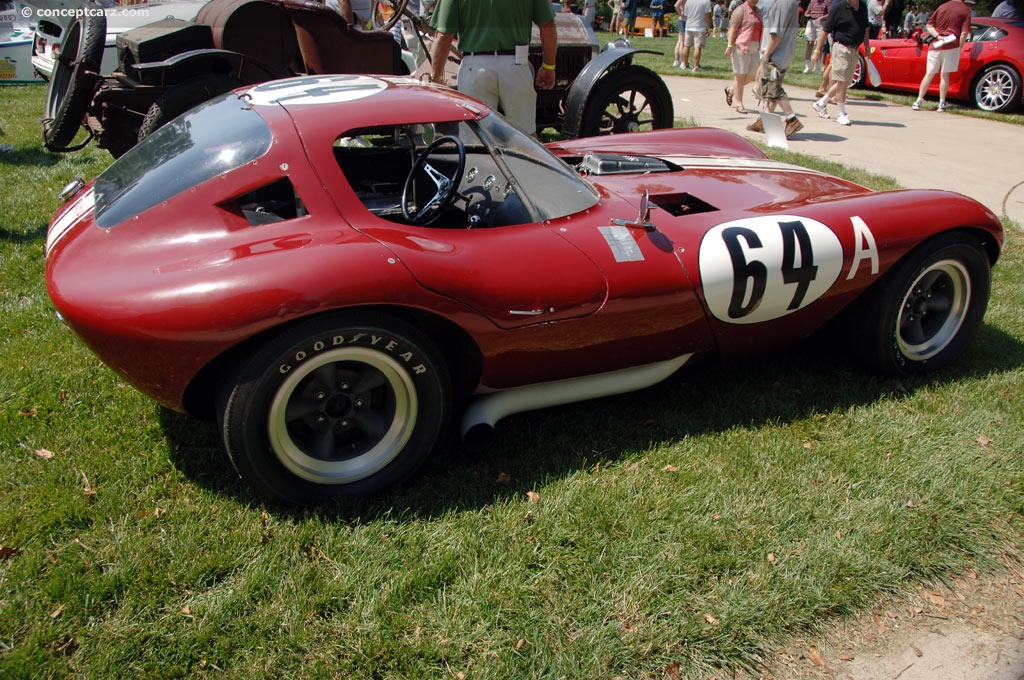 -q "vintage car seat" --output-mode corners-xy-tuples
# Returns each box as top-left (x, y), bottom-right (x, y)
(280, 0), (403, 76)
(196, 0), (303, 77)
